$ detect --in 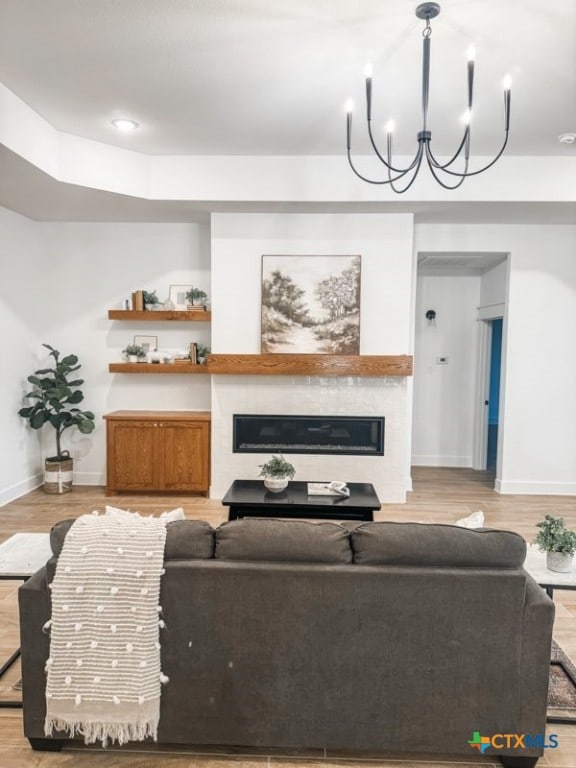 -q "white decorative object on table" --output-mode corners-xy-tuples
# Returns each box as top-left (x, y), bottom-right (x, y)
(263, 477), (289, 493)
